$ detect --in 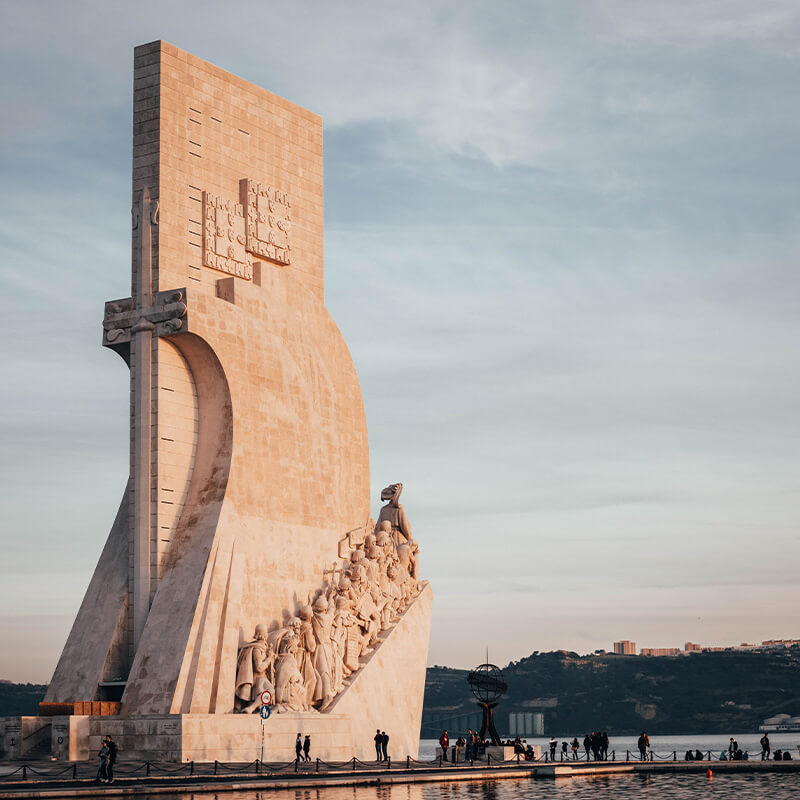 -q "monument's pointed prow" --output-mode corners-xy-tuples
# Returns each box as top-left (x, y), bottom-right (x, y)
(12, 41), (433, 763)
